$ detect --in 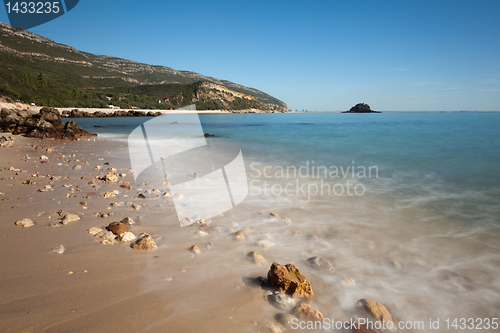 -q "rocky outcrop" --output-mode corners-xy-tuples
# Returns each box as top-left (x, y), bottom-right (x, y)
(267, 262), (314, 300)
(61, 109), (163, 118)
(0, 107), (96, 139)
(342, 103), (381, 113)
